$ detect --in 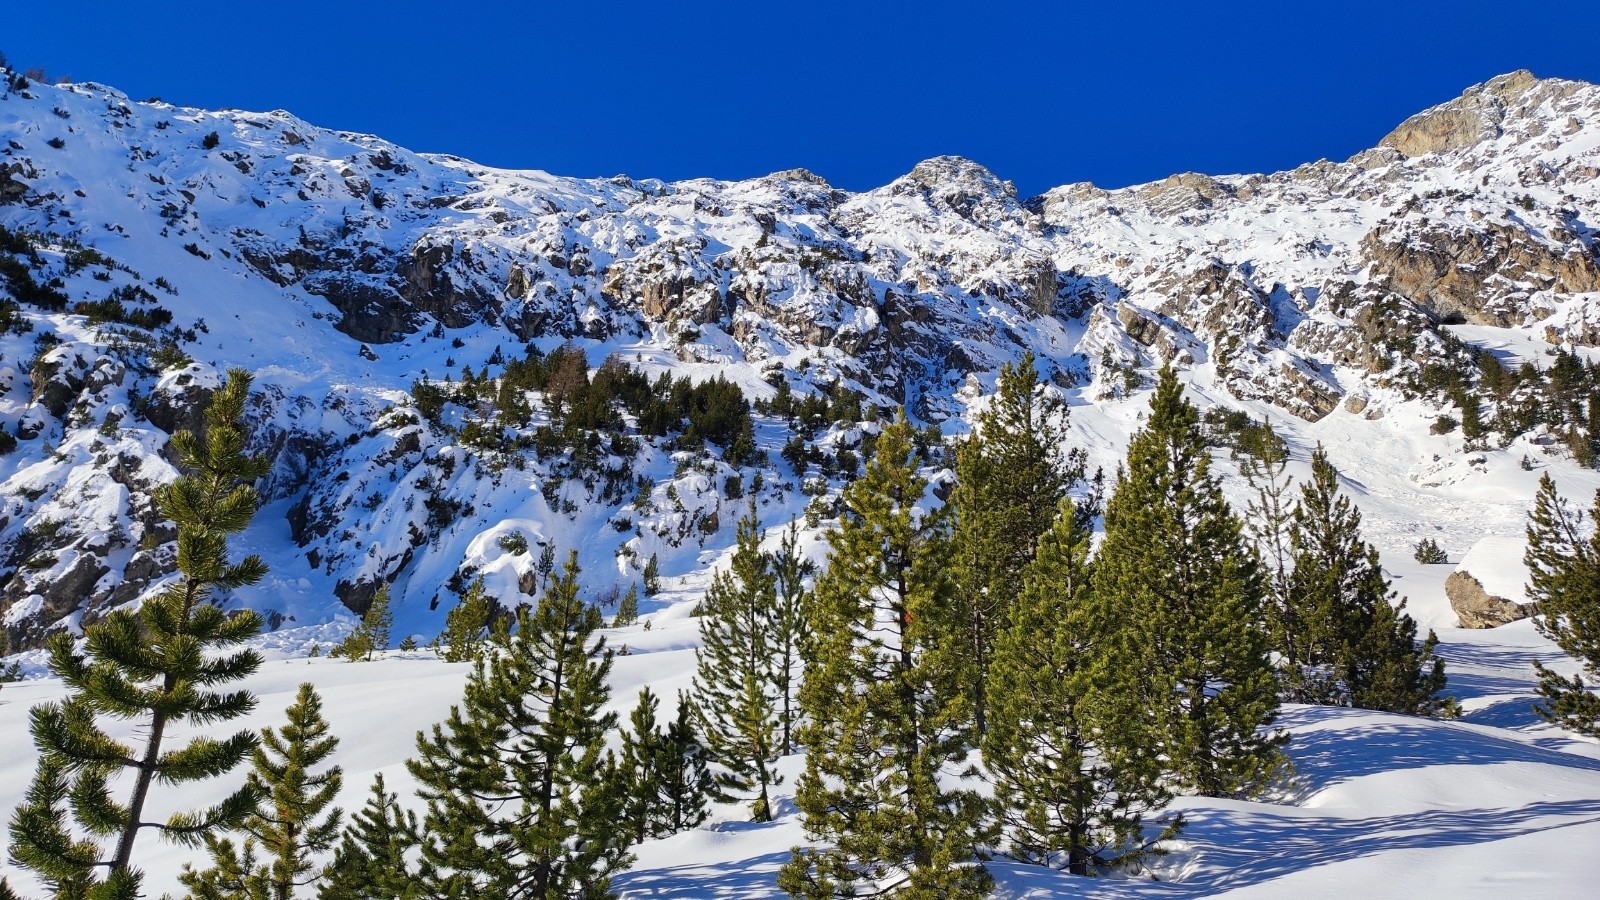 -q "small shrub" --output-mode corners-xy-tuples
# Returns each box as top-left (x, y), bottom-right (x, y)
(1430, 414), (1459, 435)
(1414, 538), (1449, 565)
(497, 531), (528, 556)
(202, 130), (219, 149)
